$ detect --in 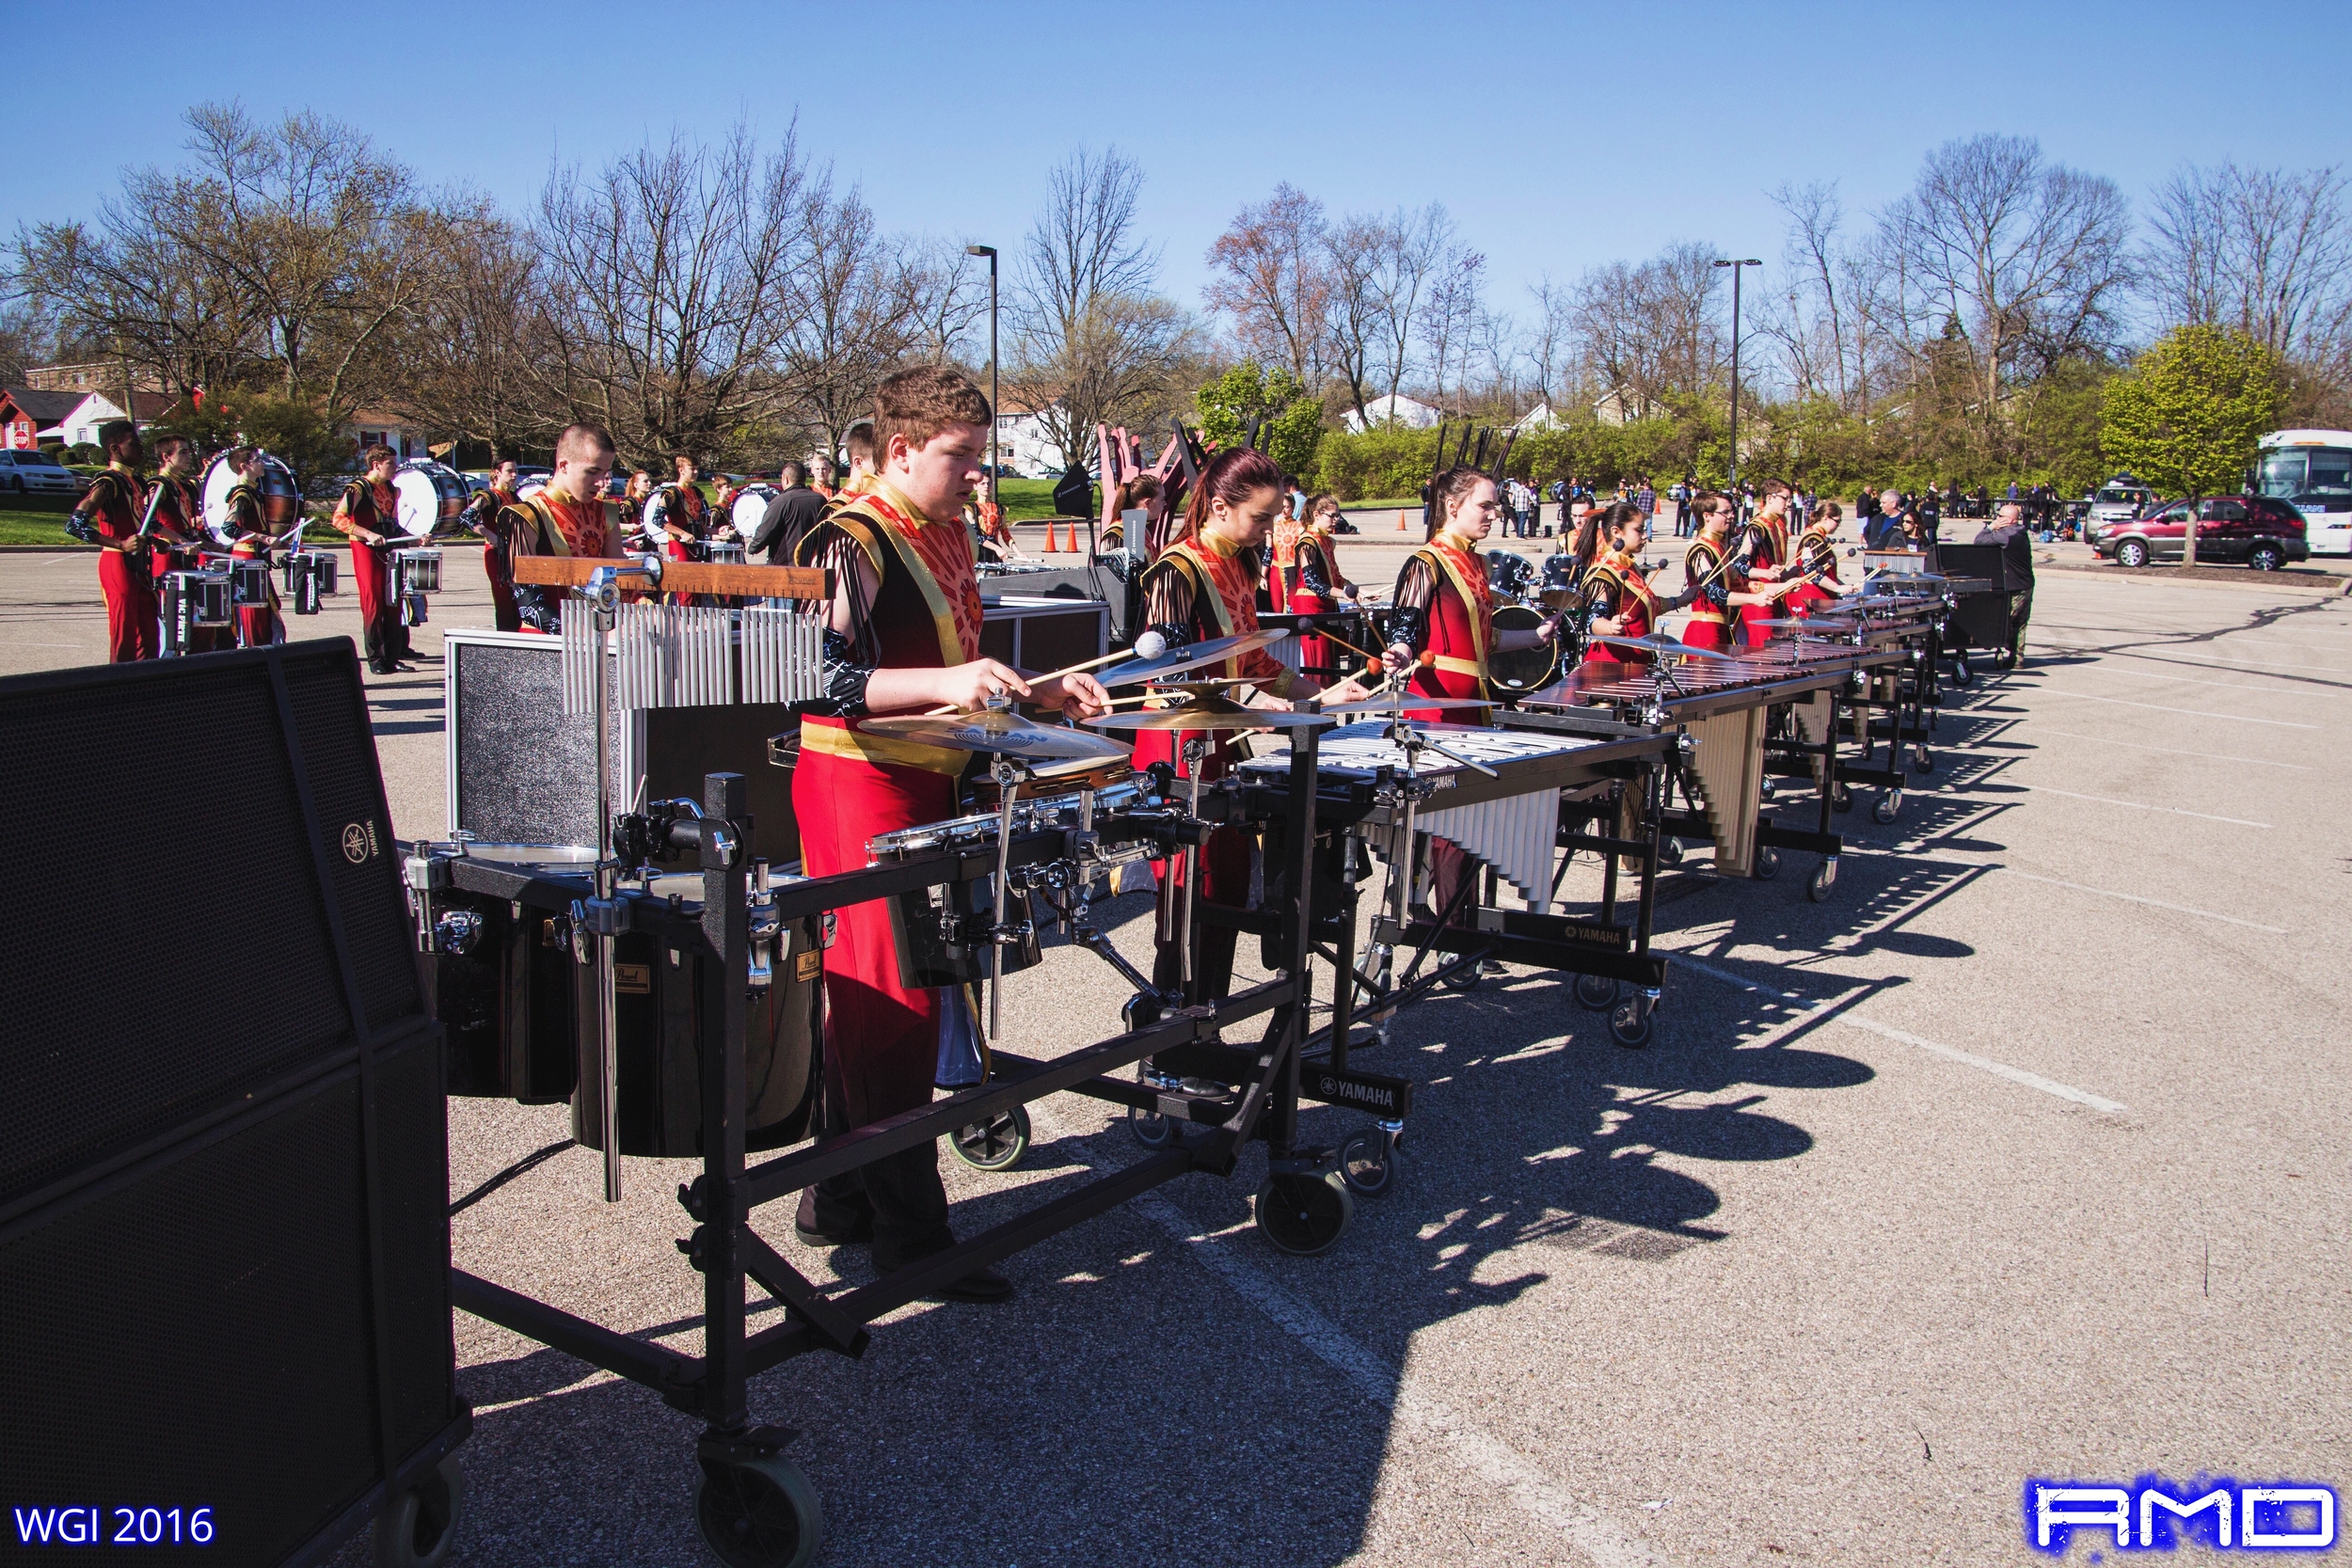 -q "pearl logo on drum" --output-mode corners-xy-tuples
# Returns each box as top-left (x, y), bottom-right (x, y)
(341, 820), (379, 863)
